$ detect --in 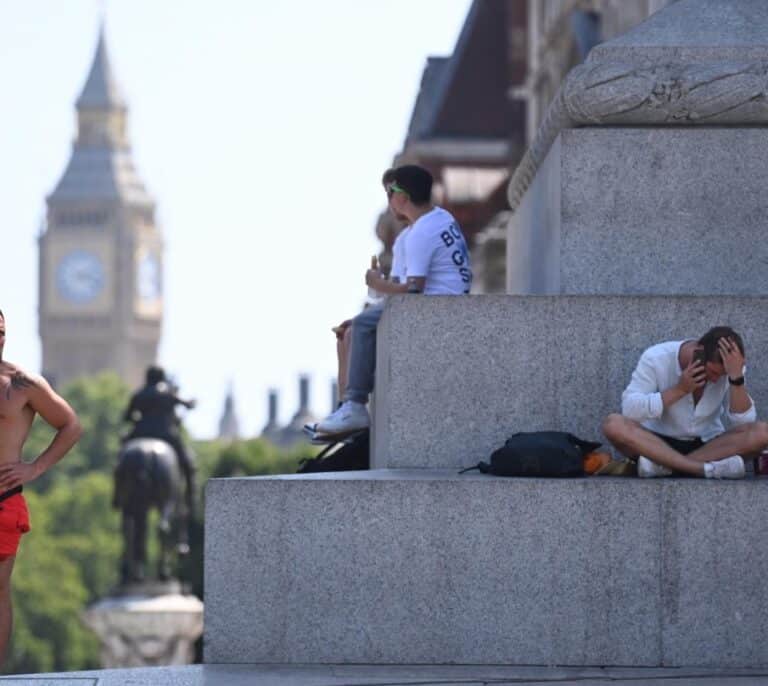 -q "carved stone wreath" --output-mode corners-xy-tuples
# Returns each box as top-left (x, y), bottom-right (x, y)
(508, 59), (768, 210)
(565, 60), (768, 124)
